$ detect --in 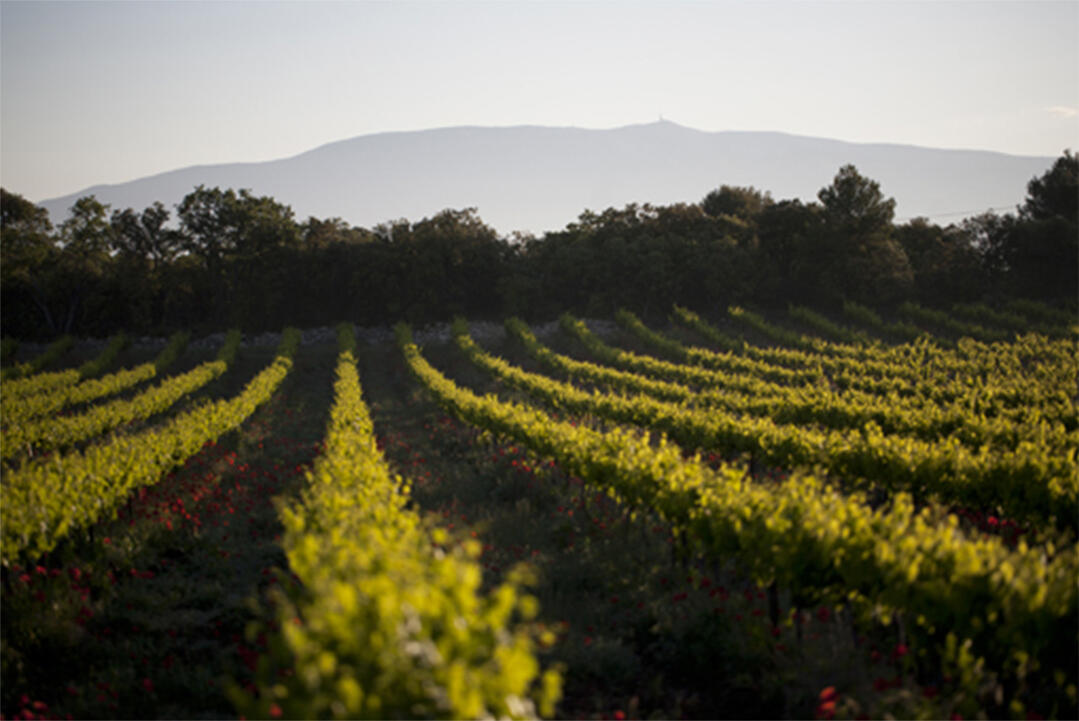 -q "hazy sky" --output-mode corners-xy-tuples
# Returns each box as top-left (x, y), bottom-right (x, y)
(2, 0), (1077, 203)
